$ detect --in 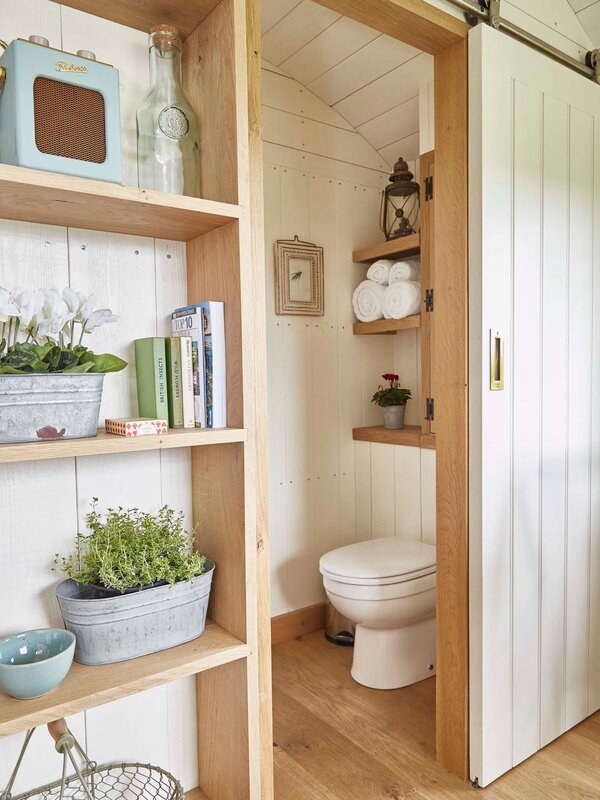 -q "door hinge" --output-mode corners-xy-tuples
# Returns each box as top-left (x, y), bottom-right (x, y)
(426, 397), (435, 422)
(424, 175), (434, 201)
(425, 288), (434, 312)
